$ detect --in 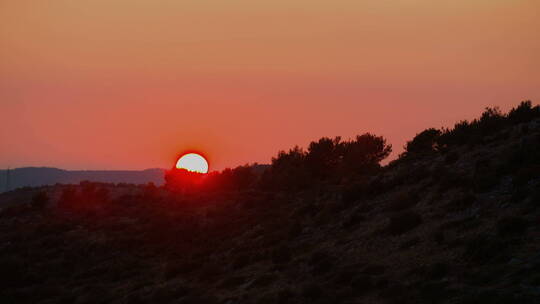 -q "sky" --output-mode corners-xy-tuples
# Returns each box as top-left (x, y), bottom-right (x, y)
(1, 0), (539, 170)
